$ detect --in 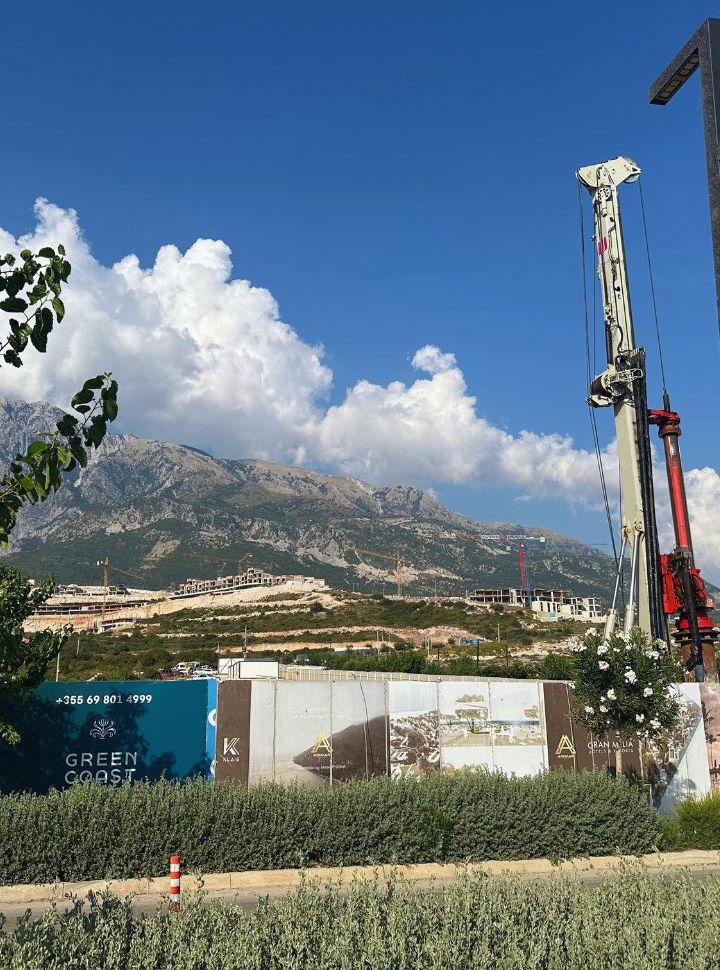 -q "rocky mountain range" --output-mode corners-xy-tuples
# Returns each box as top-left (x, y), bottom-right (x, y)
(0, 398), (618, 599)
